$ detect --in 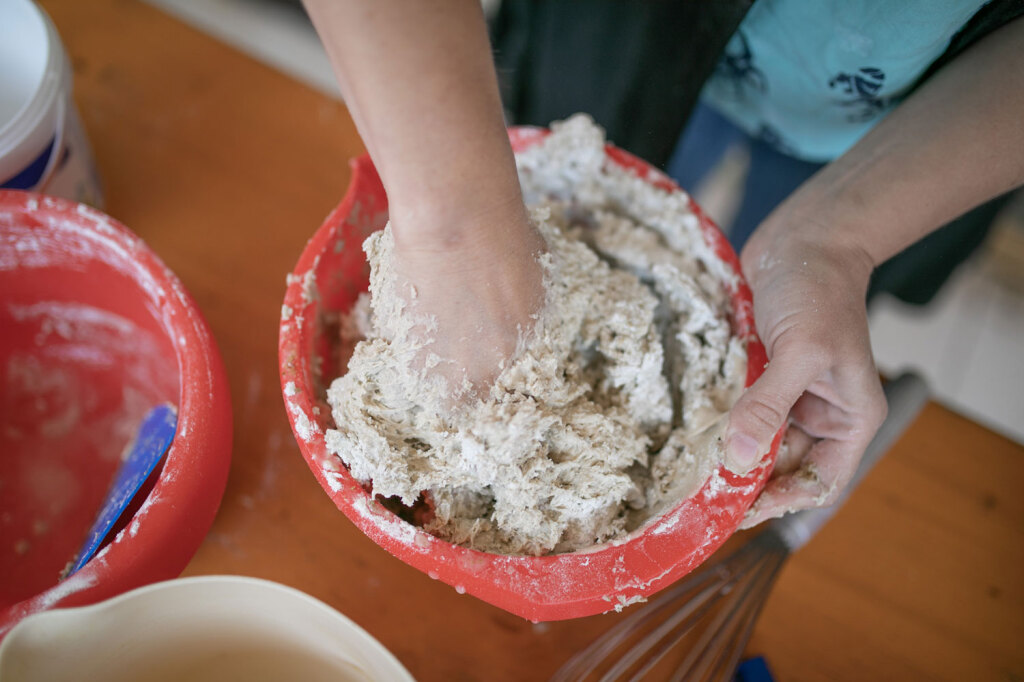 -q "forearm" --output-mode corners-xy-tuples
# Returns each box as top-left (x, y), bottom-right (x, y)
(746, 18), (1024, 280)
(303, 0), (524, 248)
